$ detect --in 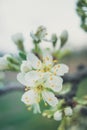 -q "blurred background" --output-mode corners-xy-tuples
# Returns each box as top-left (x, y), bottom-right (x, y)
(0, 0), (87, 130)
